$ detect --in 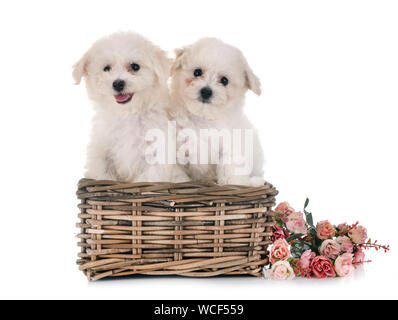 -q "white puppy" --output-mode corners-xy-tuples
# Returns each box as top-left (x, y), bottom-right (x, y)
(73, 32), (188, 182)
(170, 38), (265, 186)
